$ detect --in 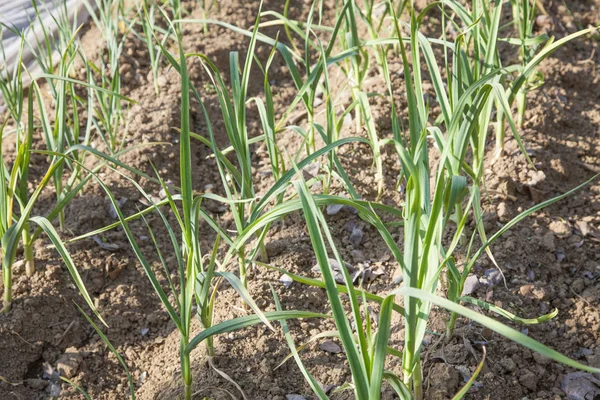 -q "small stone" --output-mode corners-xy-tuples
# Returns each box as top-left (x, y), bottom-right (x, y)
(157, 76), (167, 87)
(549, 220), (572, 238)
(107, 197), (127, 220)
(343, 113), (353, 126)
(49, 382), (61, 397)
(92, 236), (120, 251)
(302, 161), (320, 180)
(500, 357), (517, 372)
(535, 15), (553, 30)
(427, 363), (459, 399)
(533, 352), (551, 366)
(312, 259), (354, 284)
(279, 274), (293, 288)
(350, 250), (367, 263)
(575, 348), (594, 358)
(265, 241), (286, 258)
(12, 260), (25, 274)
(42, 361), (59, 381)
(45, 265), (62, 280)
(462, 275), (479, 296)
(138, 371), (147, 384)
(520, 284), (534, 297)
(575, 220), (590, 237)
(541, 232), (556, 252)
(519, 369), (539, 390)
(350, 227), (363, 247)
(392, 268), (403, 285)
(56, 347), (83, 378)
(354, 265), (384, 284)
(528, 186), (546, 203)
(480, 269), (502, 287)
(527, 170), (546, 186)
(586, 352), (600, 368)
(500, 179), (517, 197)
(320, 383), (335, 394)
(338, 219), (354, 233)
(319, 340), (342, 354)
(497, 202), (509, 222)
(532, 287), (546, 300)
(286, 395), (306, 400)
(25, 378), (48, 390)
(572, 278), (585, 293)
(561, 372), (600, 400)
